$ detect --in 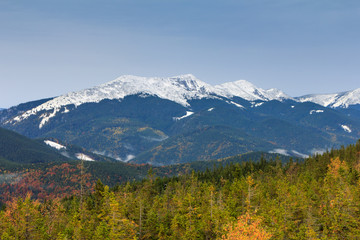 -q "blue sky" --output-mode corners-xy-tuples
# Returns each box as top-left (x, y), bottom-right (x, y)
(1, 0), (360, 108)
